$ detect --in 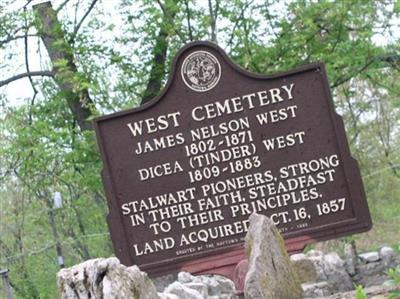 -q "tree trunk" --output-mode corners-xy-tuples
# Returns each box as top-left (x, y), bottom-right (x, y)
(33, 2), (95, 131)
(141, 0), (180, 104)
